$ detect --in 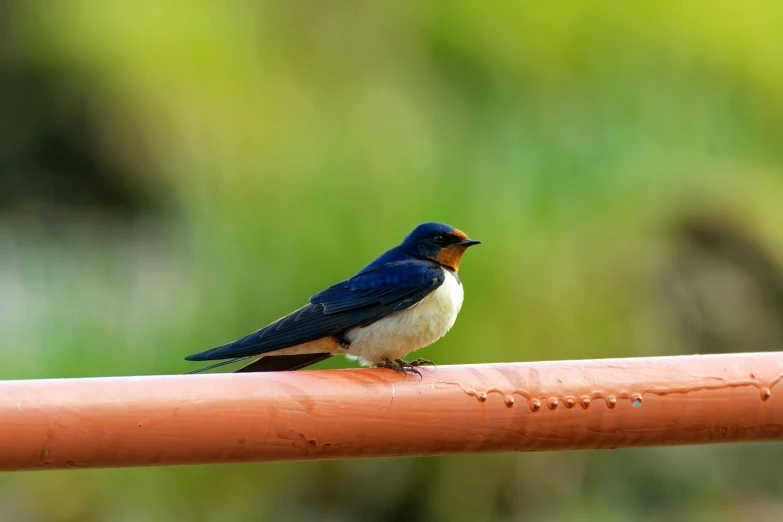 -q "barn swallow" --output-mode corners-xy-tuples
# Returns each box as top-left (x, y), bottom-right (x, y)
(185, 222), (480, 376)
